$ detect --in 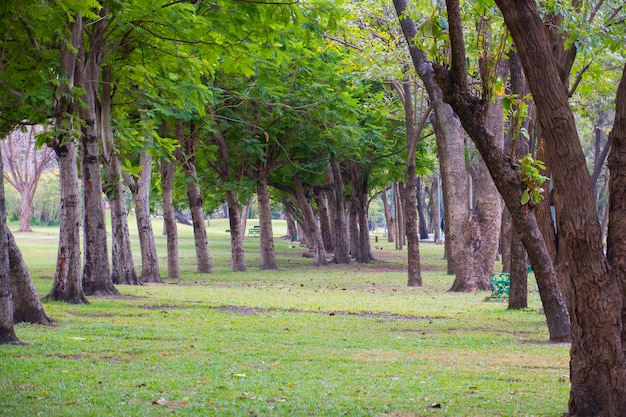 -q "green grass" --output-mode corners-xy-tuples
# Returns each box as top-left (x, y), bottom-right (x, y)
(0, 218), (570, 416)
